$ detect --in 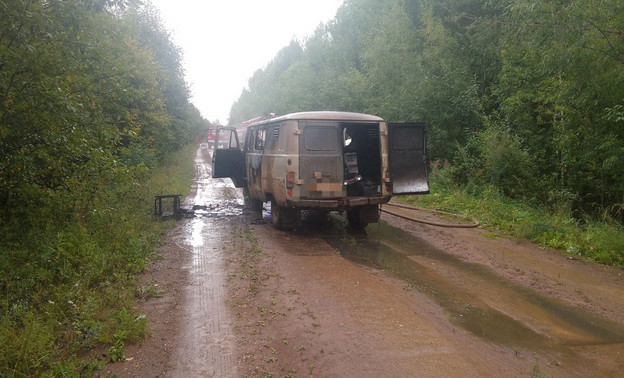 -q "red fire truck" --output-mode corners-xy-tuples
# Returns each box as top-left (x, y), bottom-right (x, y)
(206, 125), (217, 148)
